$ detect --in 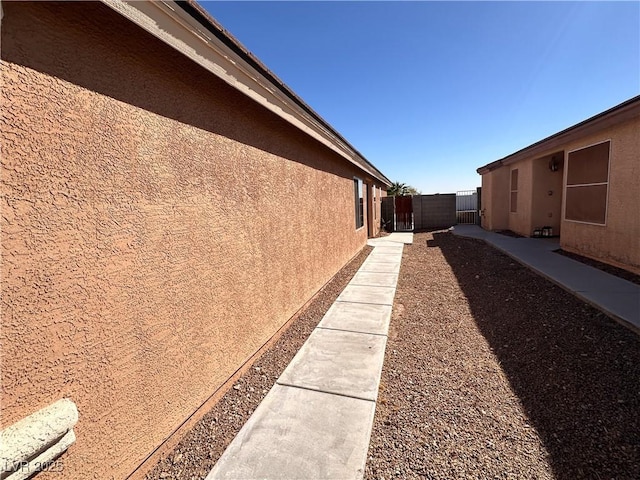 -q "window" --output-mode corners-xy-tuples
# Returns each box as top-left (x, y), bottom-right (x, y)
(354, 178), (364, 229)
(510, 169), (518, 213)
(565, 141), (610, 225)
(373, 185), (377, 220)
